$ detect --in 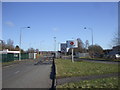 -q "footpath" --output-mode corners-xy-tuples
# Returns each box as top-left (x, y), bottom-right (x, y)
(56, 72), (119, 85)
